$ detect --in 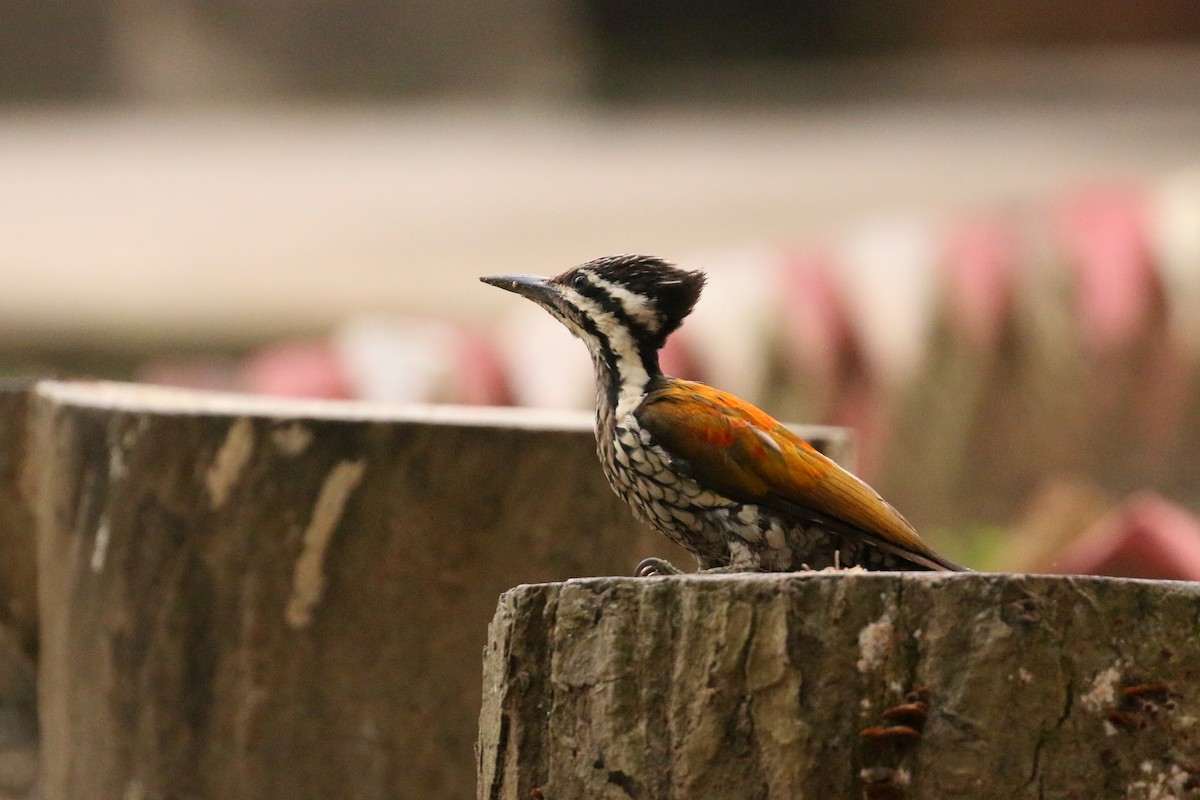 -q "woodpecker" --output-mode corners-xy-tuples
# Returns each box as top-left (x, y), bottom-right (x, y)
(482, 255), (964, 574)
